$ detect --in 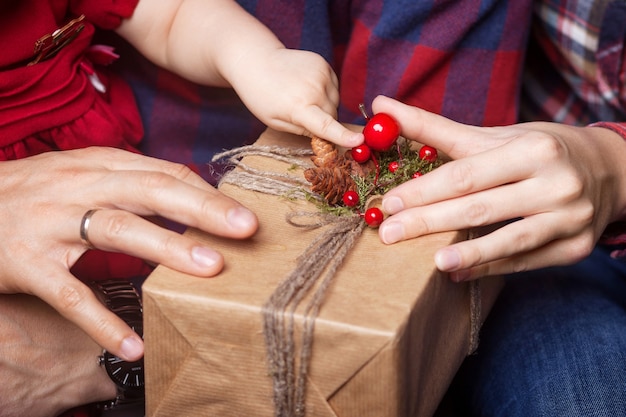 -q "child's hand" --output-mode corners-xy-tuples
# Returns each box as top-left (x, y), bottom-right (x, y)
(228, 47), (363, 148)
(118, 0), (363, 148)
